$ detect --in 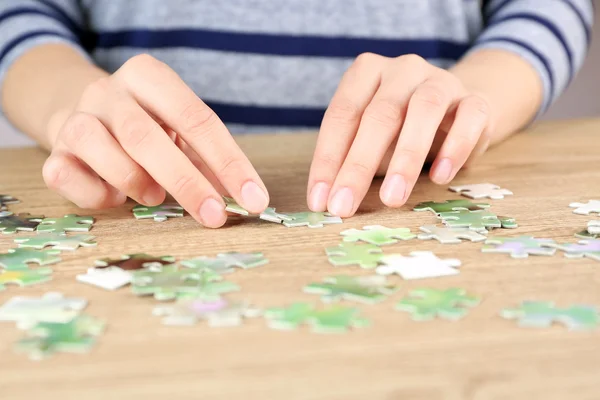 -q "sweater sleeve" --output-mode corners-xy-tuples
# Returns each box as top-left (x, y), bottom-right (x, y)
(471, 0), (594, 113)
(0, 0), (91, 102)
